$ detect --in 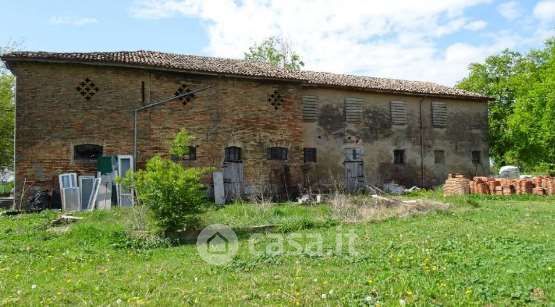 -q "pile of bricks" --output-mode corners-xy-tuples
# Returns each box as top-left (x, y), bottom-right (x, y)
(444, 174), (555, 196)
(443, 174), (470, 196)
